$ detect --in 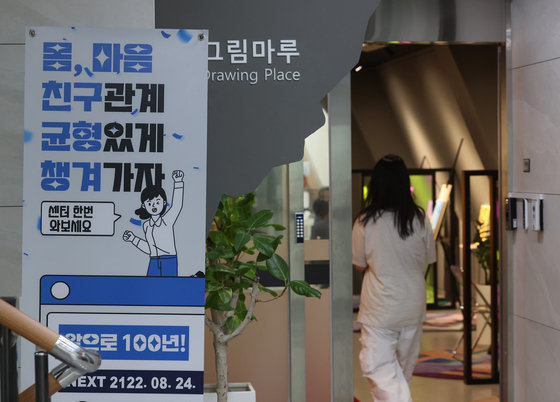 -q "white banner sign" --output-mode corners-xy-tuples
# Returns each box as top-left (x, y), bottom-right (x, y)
(23, 27), (208, 401)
